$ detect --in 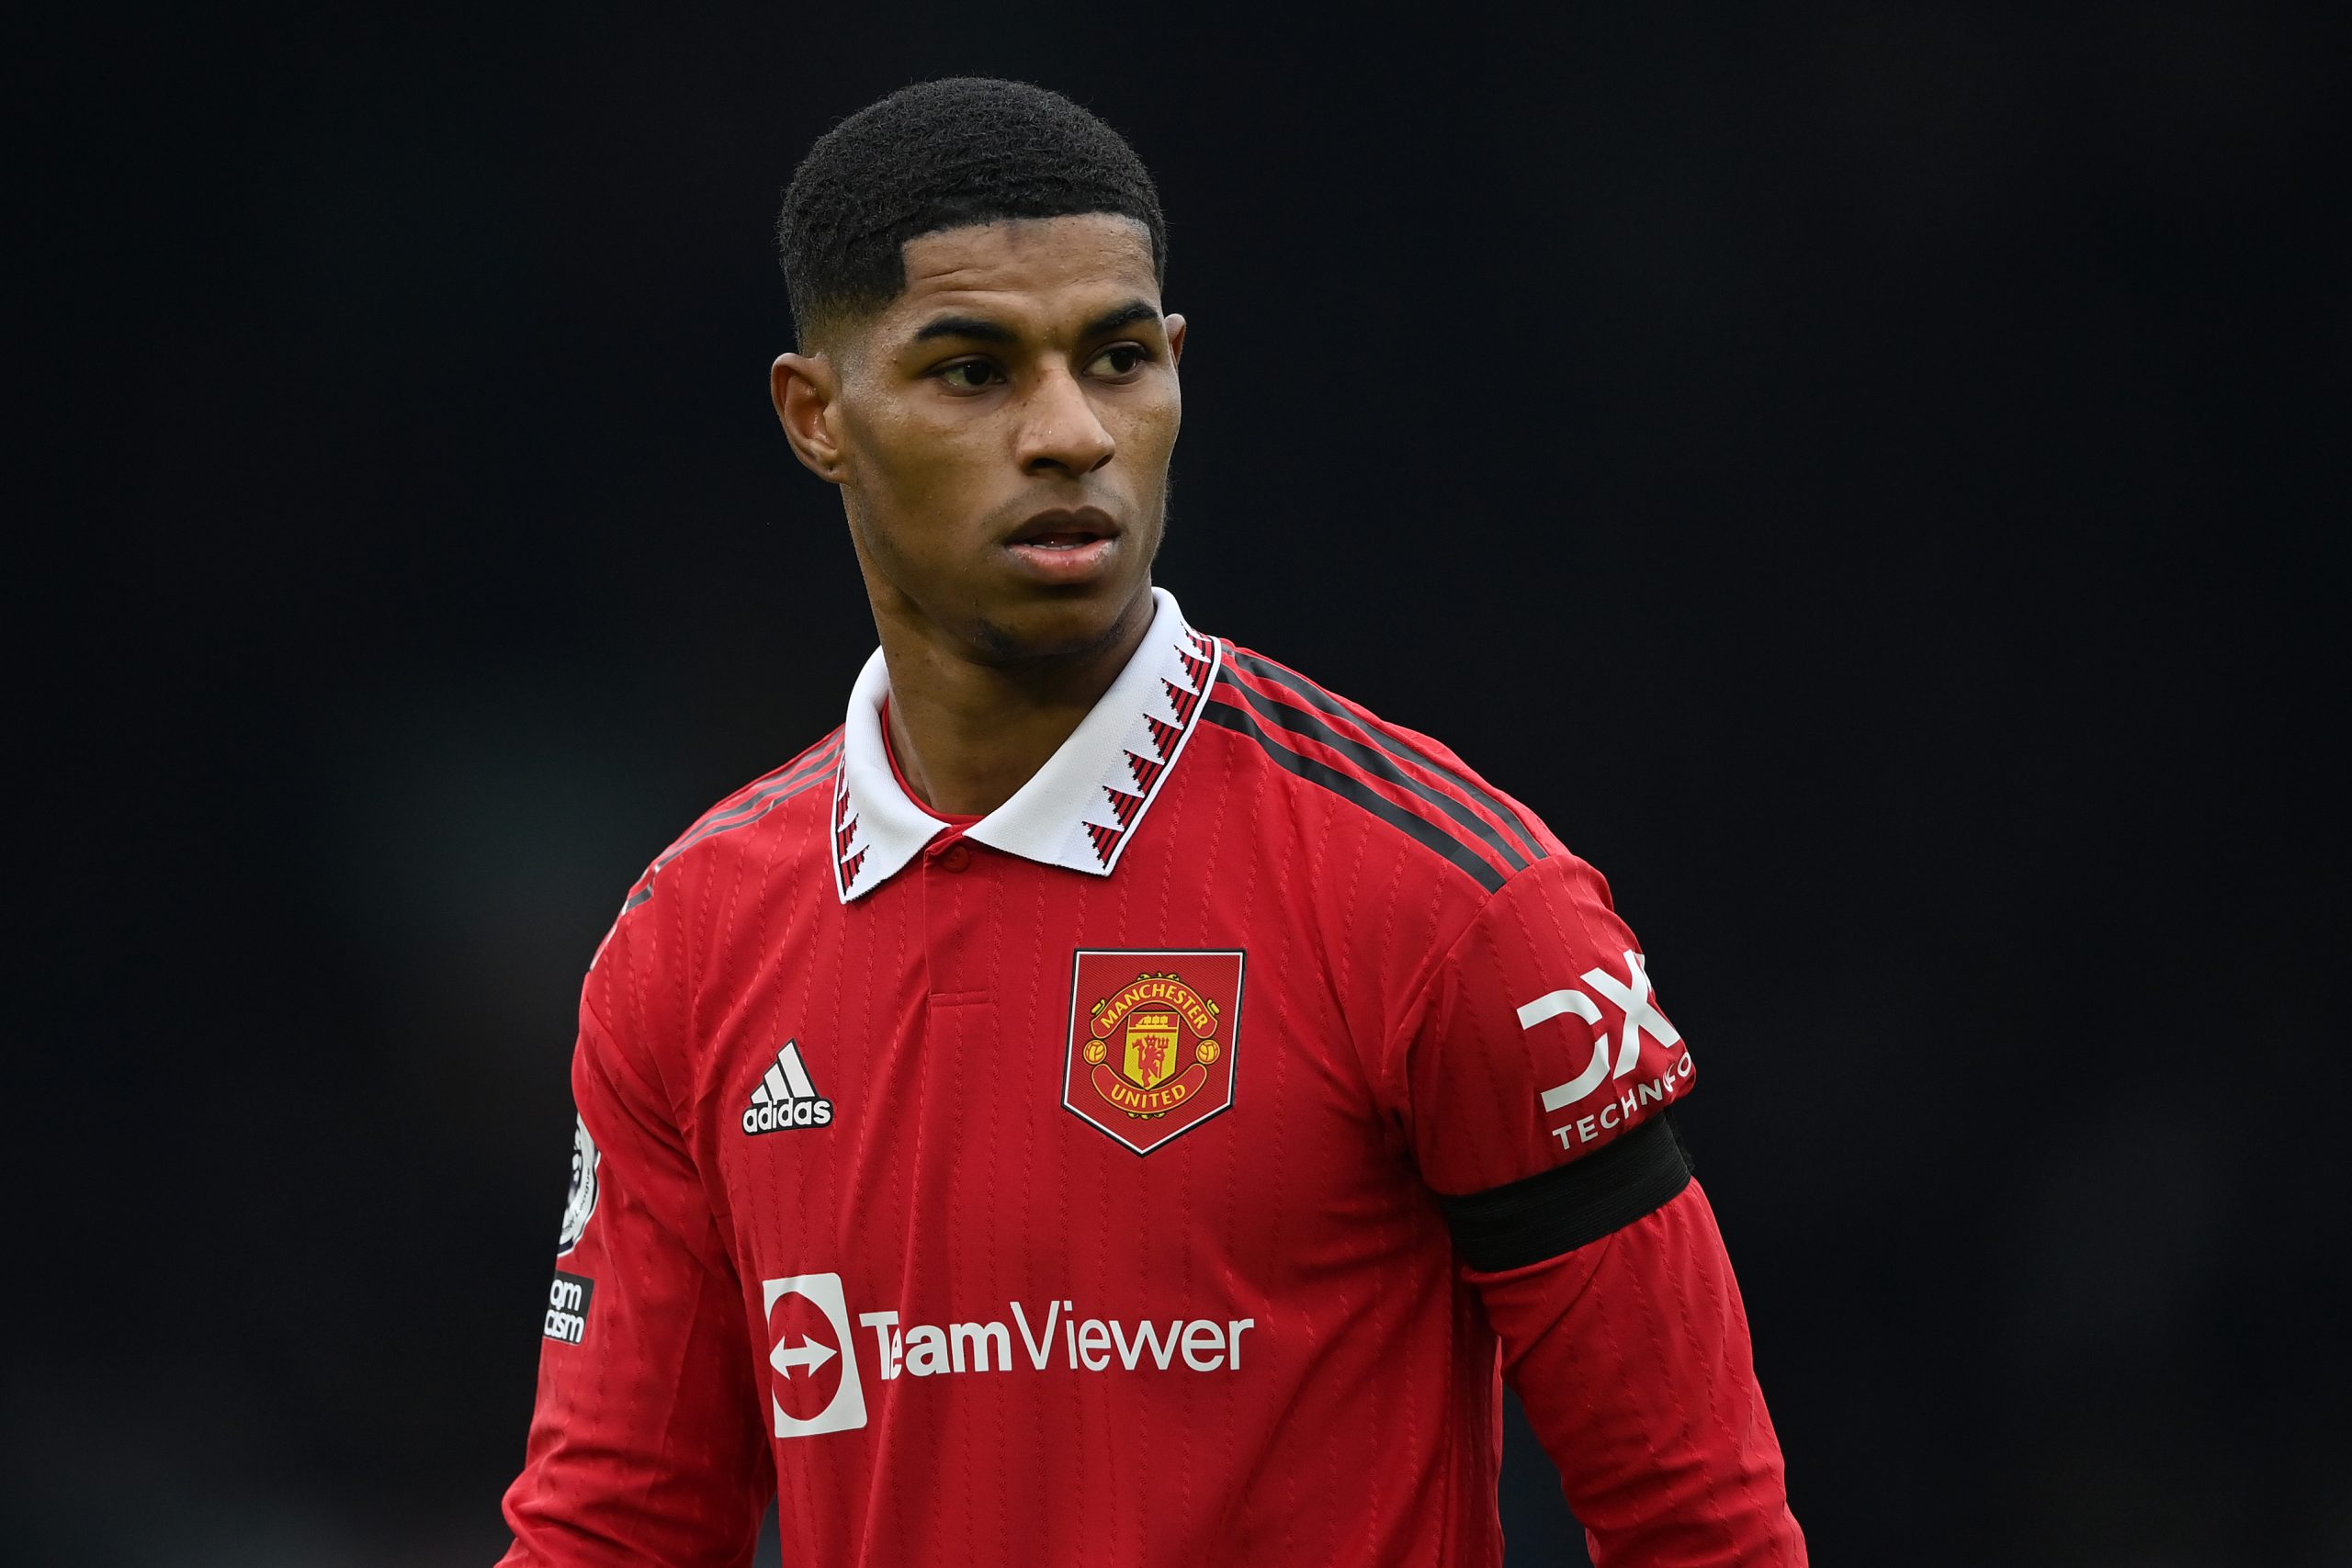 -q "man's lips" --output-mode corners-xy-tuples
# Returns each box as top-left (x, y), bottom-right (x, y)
(1002, 507), (1119, 547)
(1001, 507), (1122, 583)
